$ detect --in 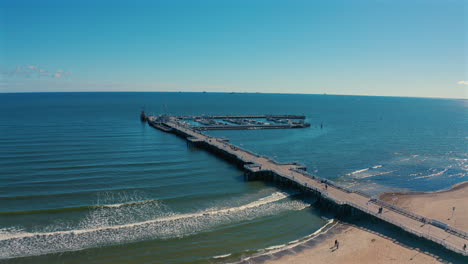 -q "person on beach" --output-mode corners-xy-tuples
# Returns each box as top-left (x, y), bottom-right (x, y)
(464, 244), (466, 251)
(332, 239), (339, 250)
